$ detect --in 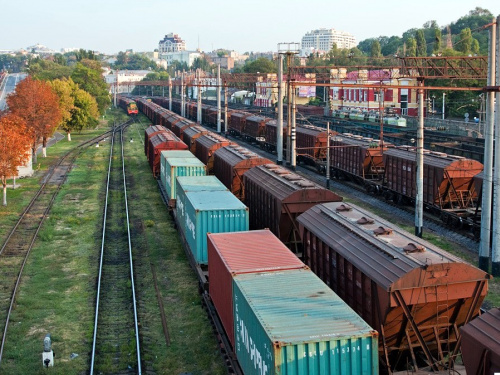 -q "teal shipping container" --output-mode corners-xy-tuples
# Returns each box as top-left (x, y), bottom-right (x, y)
(176, 176), (228, 235)
(162, 157), (206, 206)
(159, 150), (196, 191)
(183, 190), (249, 264)
(233, 269), (379, 375)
